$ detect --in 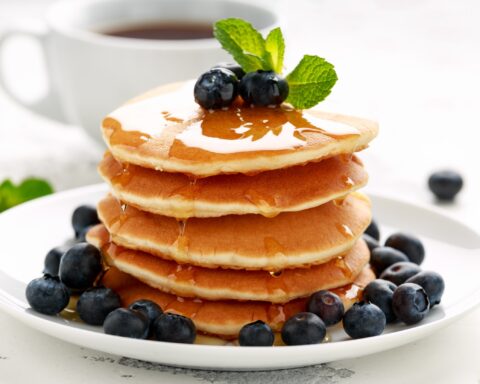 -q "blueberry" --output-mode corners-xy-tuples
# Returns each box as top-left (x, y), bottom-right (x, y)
(153, 313), (196, 344)
(370, 246), (409, 275)
(385, 232), (425, 265)
(365, 219), (380, 241)
(239, 320), (275, 346)
(194, 68), (238, 109)
(281, 312), (326, 345)
(59, 243), (102, 290)
(428, 170), (463, 201)
(72, 205), (99, 238)
(103, 308), (149, 339)
(406, 271), (445, 307)
(212, 62), (245, 80)
(43, 245), (69, 276)
(239, 70), (289, 106)
(363, 233), (379, 254)
(392, 283), (430, 325)
(343, 302), (386, 339)
(129, 299), (163, 330)
(363, 279), (397, 323)
(307, 290), (344, 326)
(379, 261), (422, 286)
(76, 287), (121, 325)
(26, 275), (70, 315)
